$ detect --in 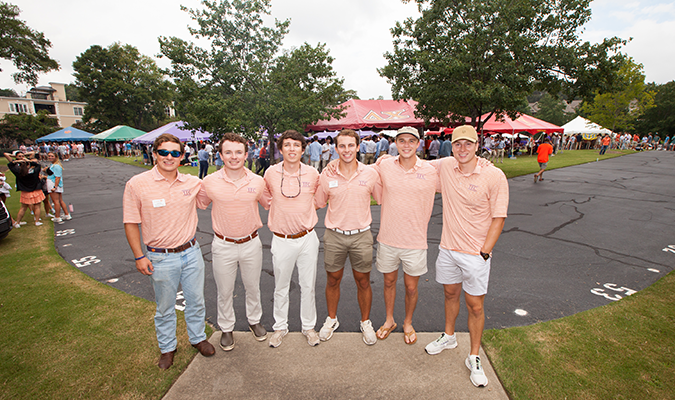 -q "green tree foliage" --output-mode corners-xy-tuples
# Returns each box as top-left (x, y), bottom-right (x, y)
(379, 0), (626, 128)
(72, 43), (173, 132)
(0, 2), (59, 85)
(581, 58), (654, 132)
(534, 92), (574, 126)
(159, 0), (348, 139)
(0, 110), (59, 147)
(0, 88), (19, 97)
(64, 83), (84, 102)
(635, 81), (675, 138)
